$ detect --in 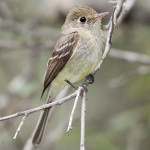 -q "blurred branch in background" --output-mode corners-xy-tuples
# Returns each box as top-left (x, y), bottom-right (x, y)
(110, 48), (150, 65)
(109, 66), (150, 88)
(117, 0), (136, 24)
(0, 18), (59, 38)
